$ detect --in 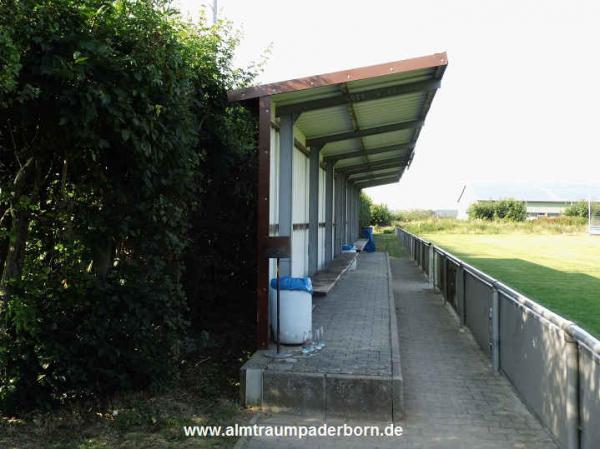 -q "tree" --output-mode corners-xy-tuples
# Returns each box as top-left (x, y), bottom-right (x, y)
(359, 192), (373, 228)
(564, 201), (589, 218)
(468, 199), (526, 221)
(371, 203), (393, 226)
(0, 0), (257, 411)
